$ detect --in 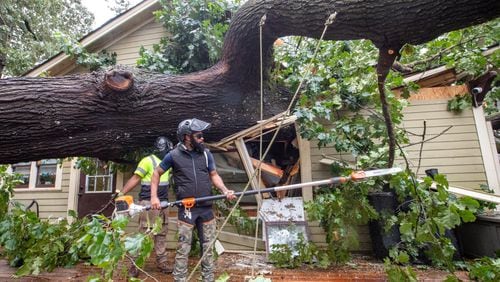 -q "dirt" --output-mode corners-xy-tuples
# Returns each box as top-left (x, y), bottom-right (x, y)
(0, 253), (470, 281)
